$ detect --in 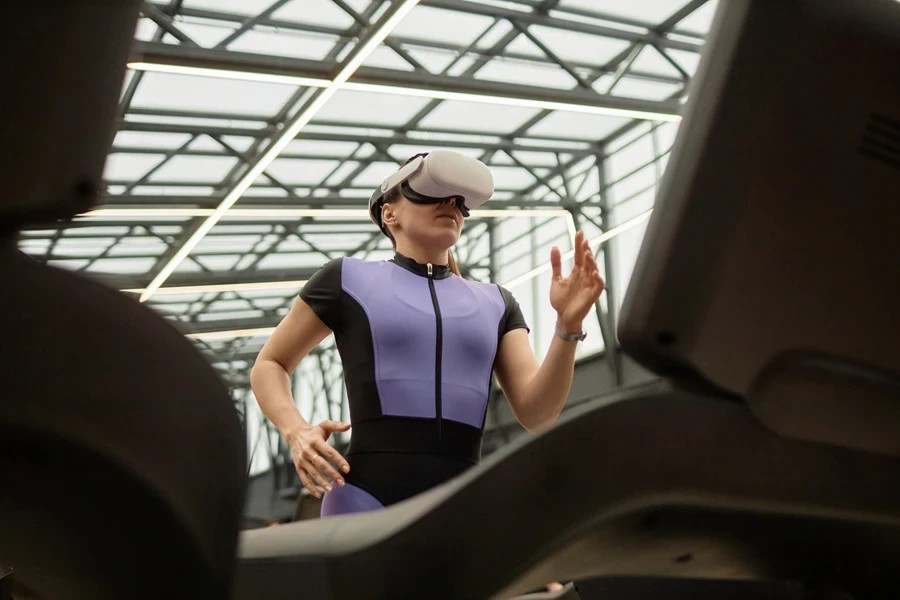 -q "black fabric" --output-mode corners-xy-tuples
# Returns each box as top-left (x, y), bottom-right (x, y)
(389, 251), (453, 279)
(498, 284), (530, 335)
(298, 257), (344, 333)
(346, 416), (482, 506)
(345, 449), (475, 508)
(299, 256), (383, 423)
(348, 417), (482, 463)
